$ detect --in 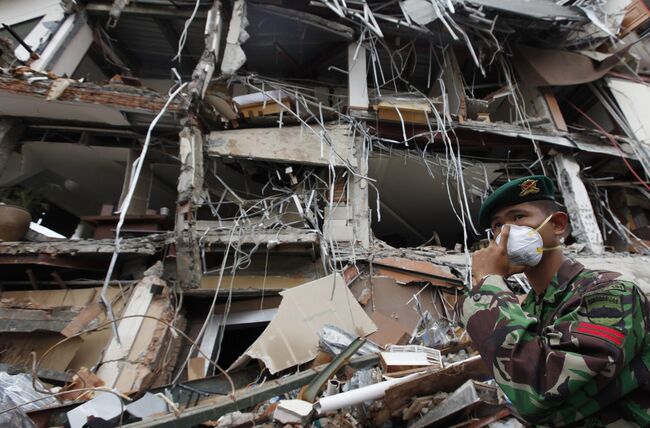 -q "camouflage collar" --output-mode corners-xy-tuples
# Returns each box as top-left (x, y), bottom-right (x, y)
(527, 259), (585, 305)
(556, 258), (585, 291)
